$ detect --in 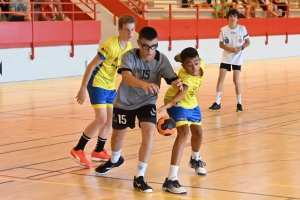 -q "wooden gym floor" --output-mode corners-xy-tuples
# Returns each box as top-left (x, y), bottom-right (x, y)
(0, 57), (300, 200)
